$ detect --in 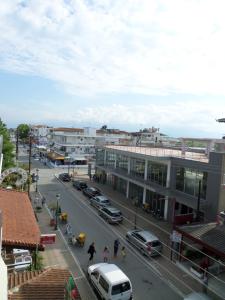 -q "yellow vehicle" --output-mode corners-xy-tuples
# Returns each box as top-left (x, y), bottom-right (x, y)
(73, 232), (86, 247)
(59, 212), (68, 223)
